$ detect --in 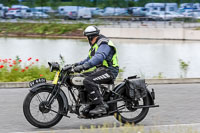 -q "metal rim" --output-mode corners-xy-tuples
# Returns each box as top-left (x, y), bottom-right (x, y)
(29, 91), (60, 123)
(117, 98), (146, 120)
